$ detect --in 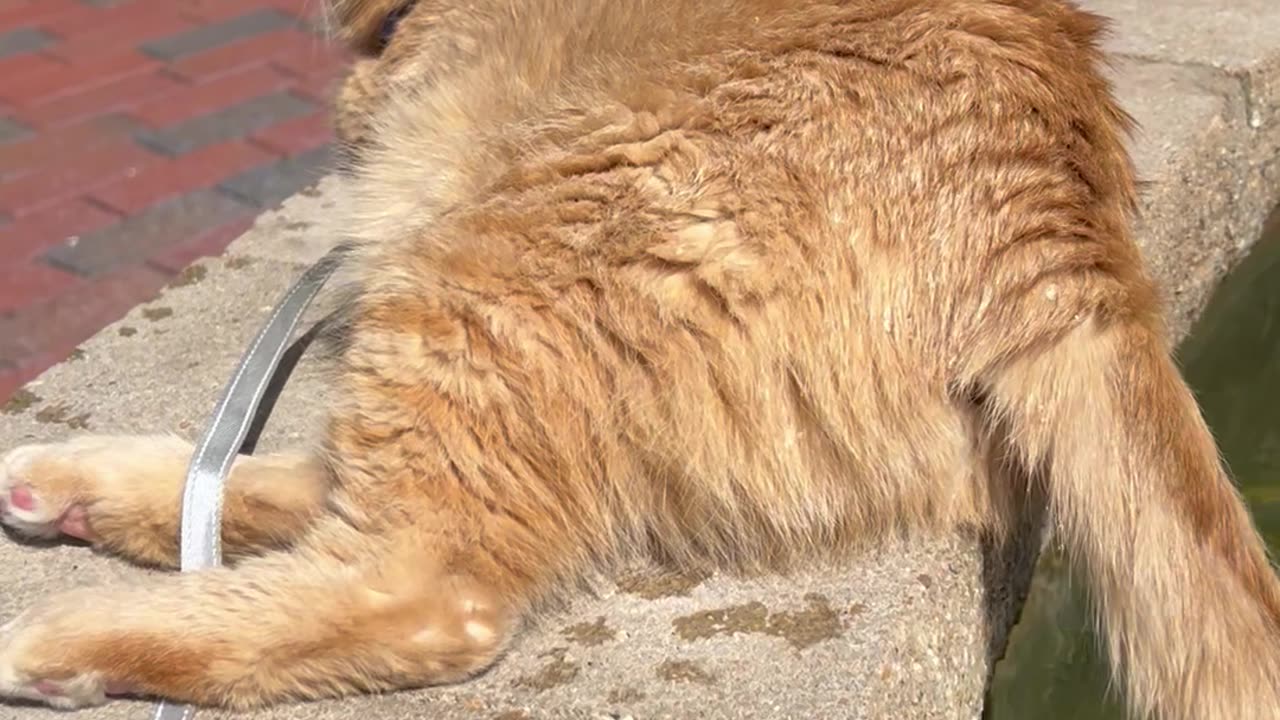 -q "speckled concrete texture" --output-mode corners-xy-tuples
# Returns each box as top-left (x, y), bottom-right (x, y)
(1, 0), (1277, 718)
